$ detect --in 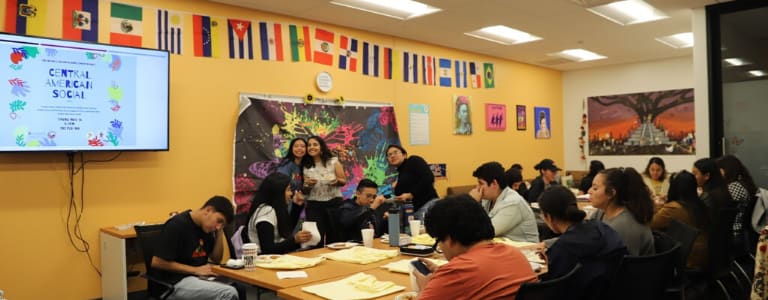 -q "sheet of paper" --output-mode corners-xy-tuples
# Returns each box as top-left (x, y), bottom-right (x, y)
(277, 271), (308, 279)
(409, 104), (430, 145)
(302, 221), (321, 248)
